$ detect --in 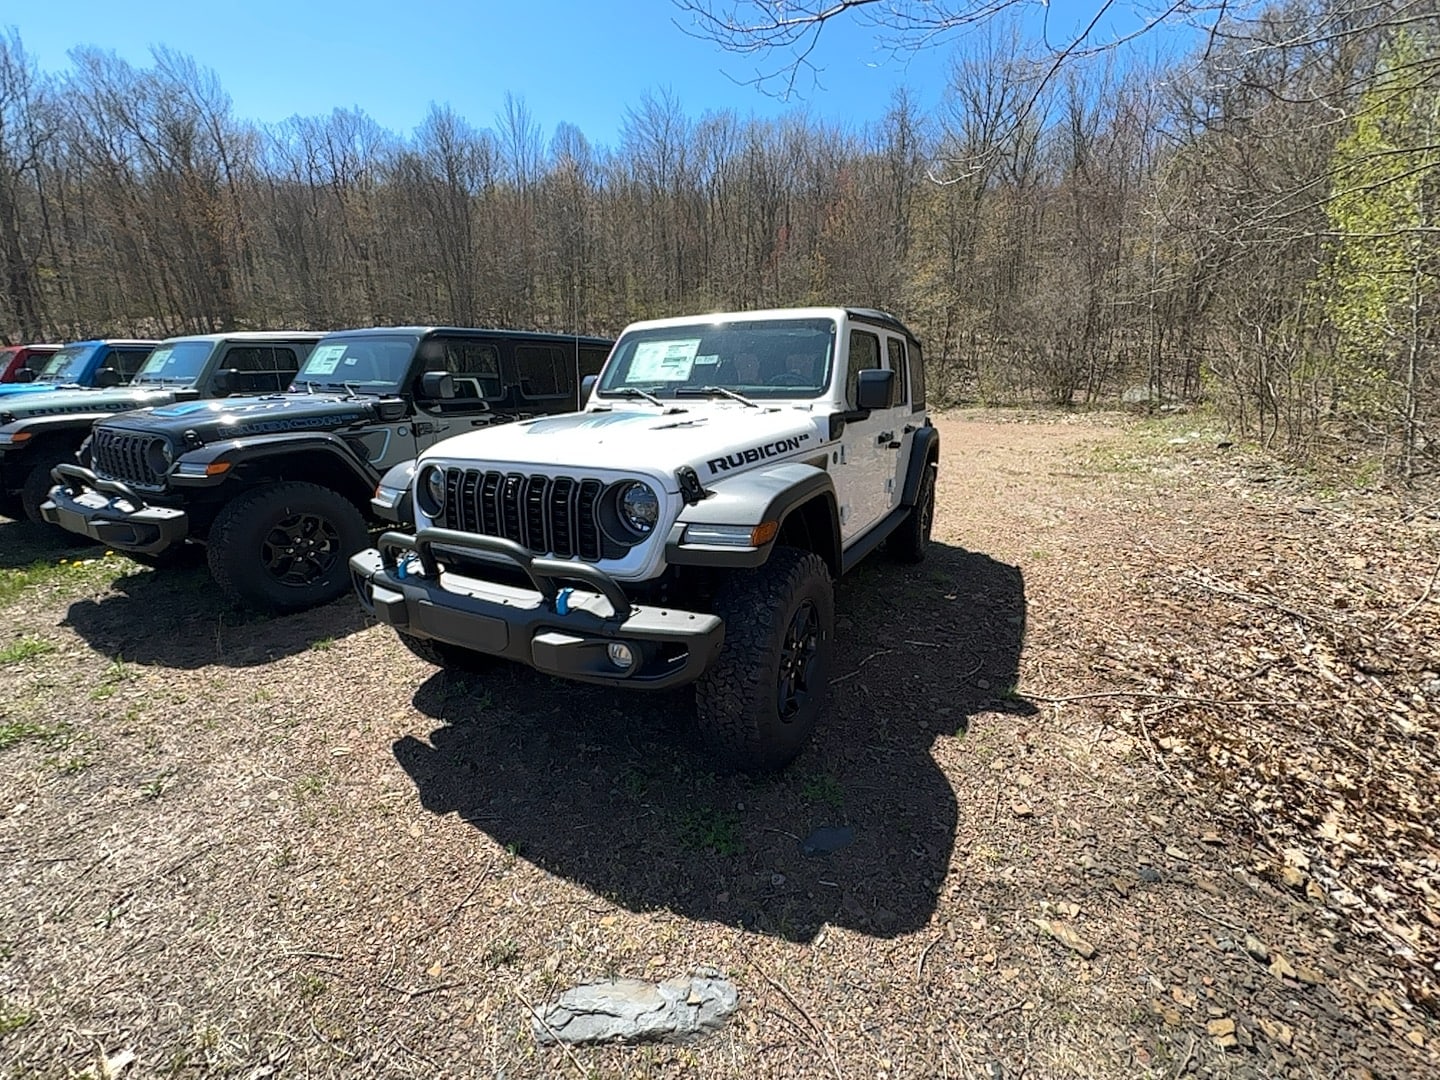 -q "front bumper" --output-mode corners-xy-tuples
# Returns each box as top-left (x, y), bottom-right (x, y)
(351, 527), (725, 690)
(40, 464), (189, 555)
